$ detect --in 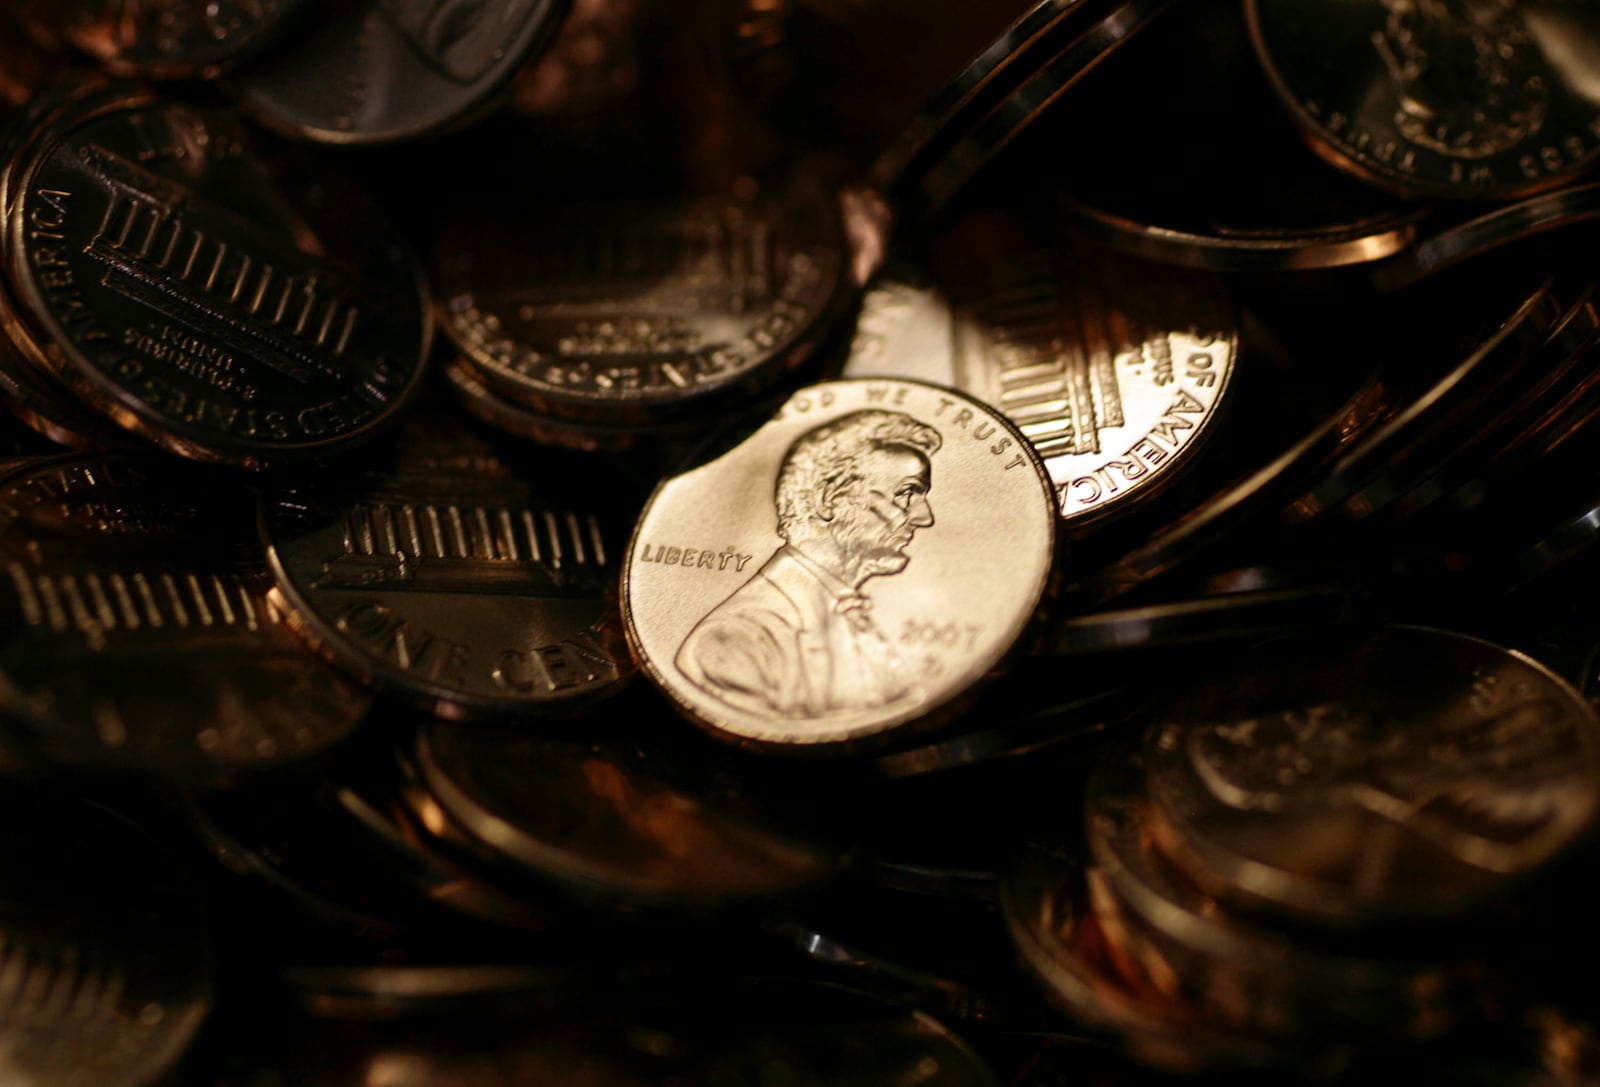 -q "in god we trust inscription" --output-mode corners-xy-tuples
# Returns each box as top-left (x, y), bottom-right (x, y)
(624, 379), (1055, 752)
